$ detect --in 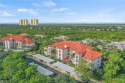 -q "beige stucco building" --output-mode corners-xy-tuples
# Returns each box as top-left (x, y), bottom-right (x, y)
(44, 40), (103, 70)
